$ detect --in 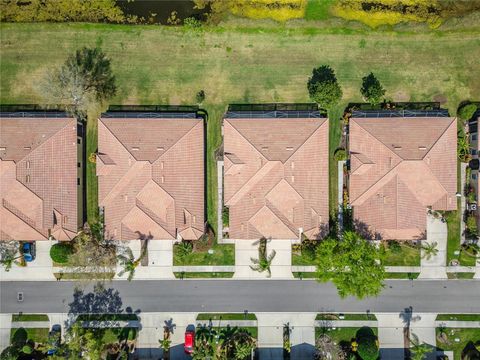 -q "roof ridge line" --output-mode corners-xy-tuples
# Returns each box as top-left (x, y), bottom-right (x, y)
(1, 205), (47, 239)
(283, 119), (327, 163)
(422, 118), (456, 162)
(155, 119), (201, 163)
